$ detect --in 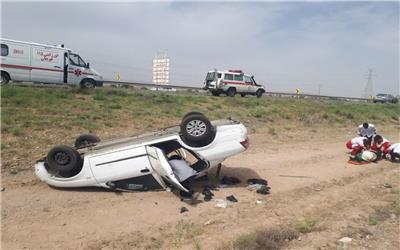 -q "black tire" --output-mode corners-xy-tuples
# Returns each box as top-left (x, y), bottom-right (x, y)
(227, 88), (236, 97)
(241, 94), (246, 98)
(211, 91), (220, 96)
(80, 79), (96, 89)
(256, 89), (264, 98)
(47, 145), (82, 173)
(75, 134), (101, 147)
(182, 112), (206, 120)
(1, 72), (10, 85)
(180, 114), (215, 146)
